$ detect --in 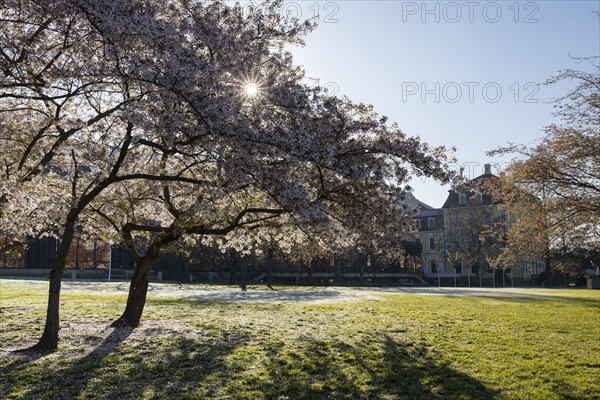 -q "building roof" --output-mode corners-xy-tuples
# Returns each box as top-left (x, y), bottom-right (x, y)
(415, 207), (444, 218)
(417, 200), (434, 210)
(441, 167), (499, 209)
